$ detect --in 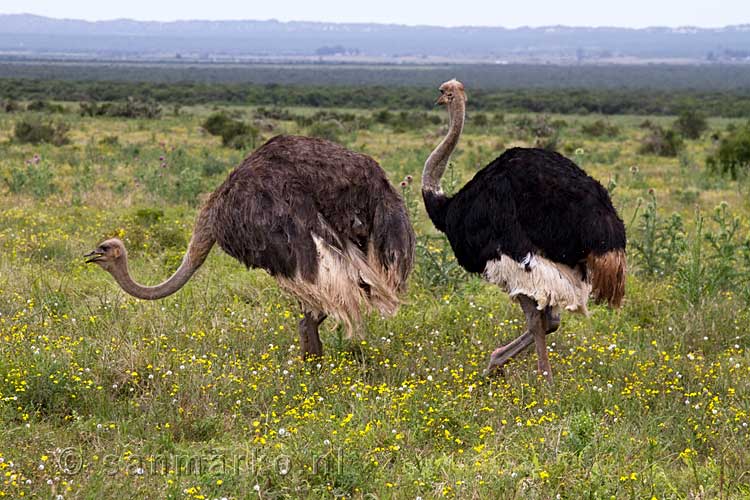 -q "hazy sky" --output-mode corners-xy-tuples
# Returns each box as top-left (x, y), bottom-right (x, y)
(3, 0), (749, 28)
